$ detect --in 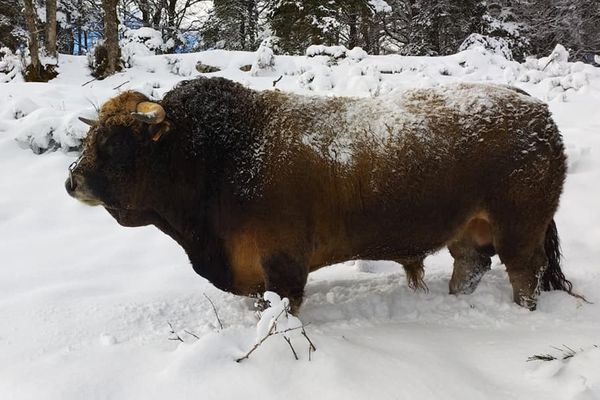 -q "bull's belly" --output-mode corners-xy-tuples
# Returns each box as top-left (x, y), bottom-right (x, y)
(306, 209), (492, 271)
